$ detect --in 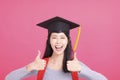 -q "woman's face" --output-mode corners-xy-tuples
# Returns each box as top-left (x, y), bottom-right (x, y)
(50, 32), (68, 55)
